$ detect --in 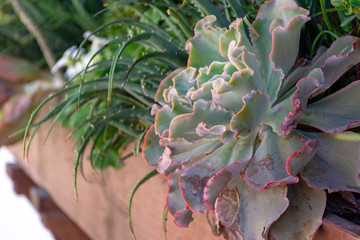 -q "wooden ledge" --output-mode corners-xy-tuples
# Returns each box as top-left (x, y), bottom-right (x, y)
(314, 212), (360, 240)
(6, 162), (35, 198)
